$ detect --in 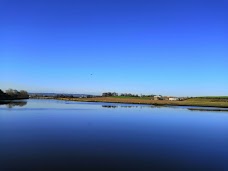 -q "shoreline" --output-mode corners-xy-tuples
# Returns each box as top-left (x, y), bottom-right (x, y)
(51, 97), (228, 108)
(187, 108), (228, 112)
